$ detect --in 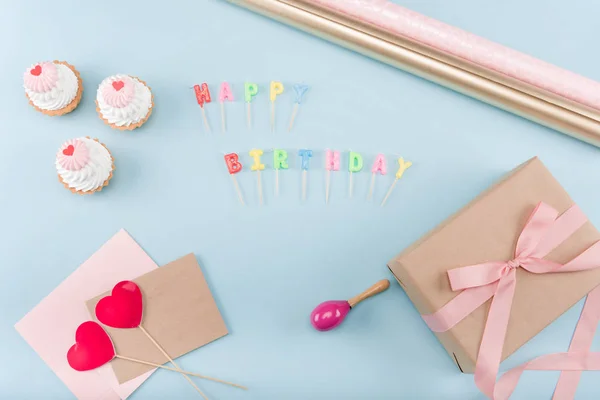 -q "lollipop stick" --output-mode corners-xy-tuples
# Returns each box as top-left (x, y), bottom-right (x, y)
(270, 102), (275, 133)
(325, 169), (331, 204)
(275, 169), (280, 196)
(220, 102), (226, 133)
(246, 102), (251, 129)
(200, 107), (211, 133)
(257, 170), (263, 205)
(138, 325), (208, 399)
(114, 355), (247, 390)
(288, 103), (299, 132)
(349, 172), (354, 198)
(380, 178), (399, 207)
(367, 173), (376, 201)
(302, 170), (307, 201)
(231, 175), (245, 205)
